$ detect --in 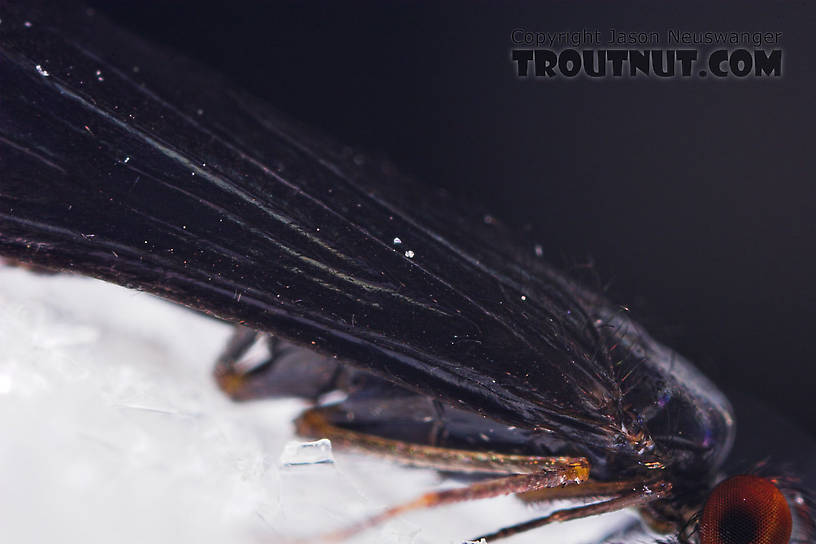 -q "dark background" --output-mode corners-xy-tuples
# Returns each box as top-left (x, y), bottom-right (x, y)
(89, 1), (816, 436)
